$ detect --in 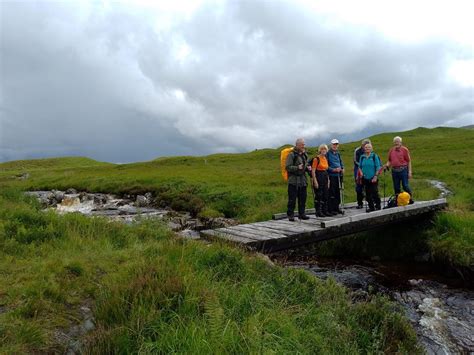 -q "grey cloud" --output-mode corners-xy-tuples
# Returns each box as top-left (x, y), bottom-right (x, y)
(0, 0), (472, 163)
